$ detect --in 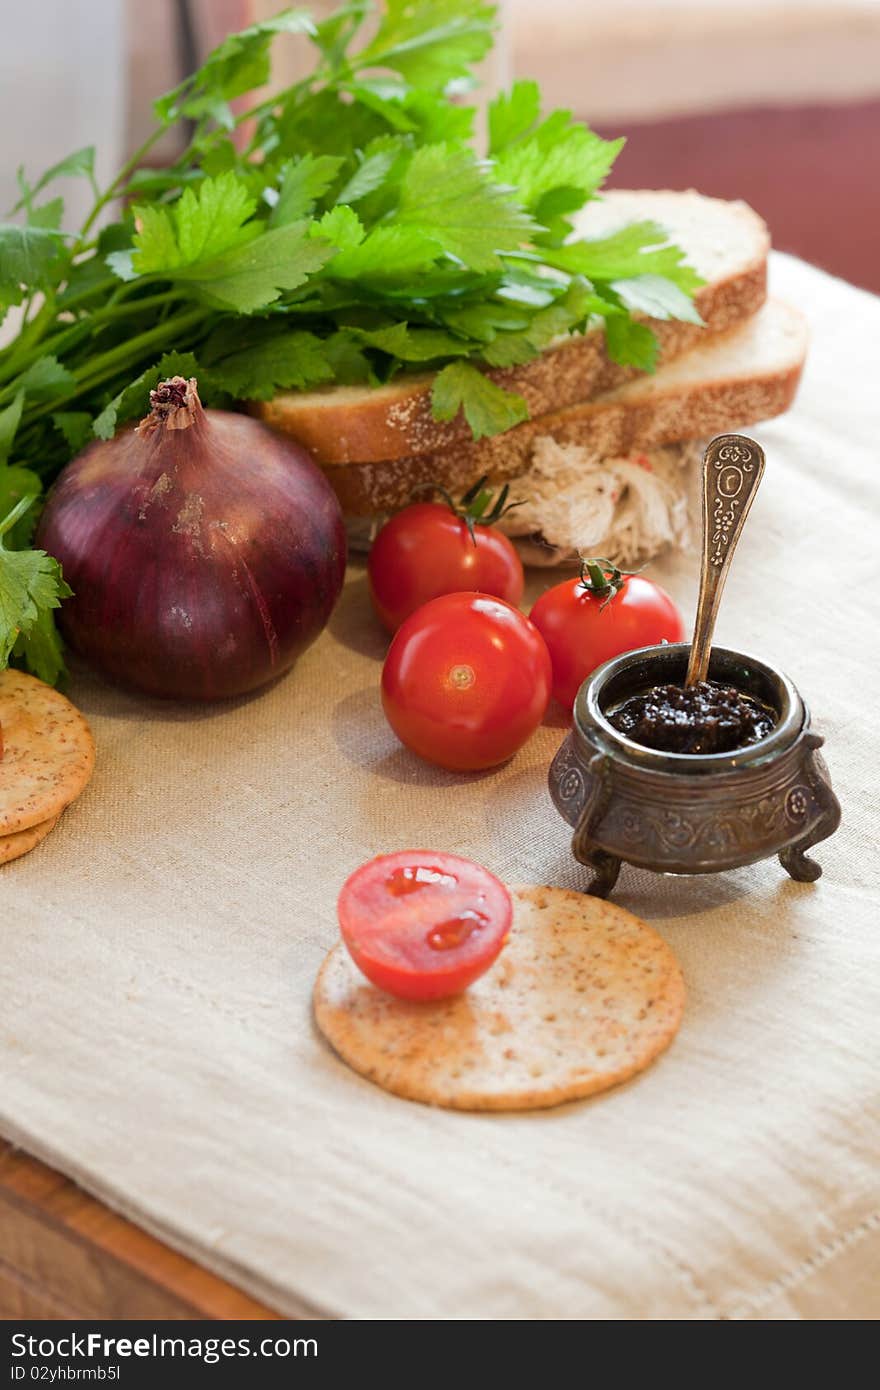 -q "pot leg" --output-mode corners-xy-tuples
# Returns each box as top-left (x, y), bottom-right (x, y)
(571, 753), (620, 898)
(779, 749), (842, 883)
(574, 843), (622, 899)
(779, 808), (841, 883)
(779, 841), (823, 882)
